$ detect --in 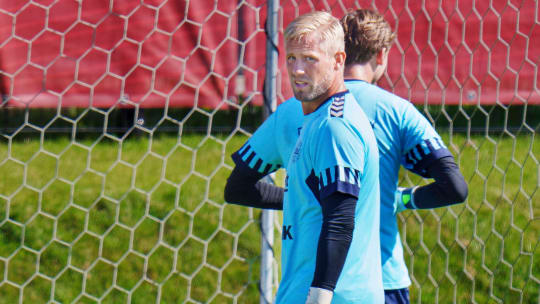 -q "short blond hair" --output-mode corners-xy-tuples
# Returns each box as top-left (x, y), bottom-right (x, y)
(284, 11), (345, 56)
